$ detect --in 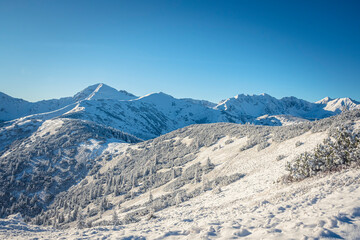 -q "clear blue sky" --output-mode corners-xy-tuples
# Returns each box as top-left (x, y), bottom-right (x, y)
(1, 0), (359, 103)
